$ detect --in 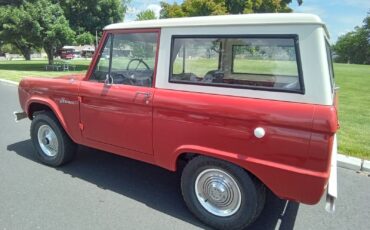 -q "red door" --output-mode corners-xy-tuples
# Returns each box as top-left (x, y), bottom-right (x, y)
(79, 30), (160, 155)
(79, 83), (154, 154)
